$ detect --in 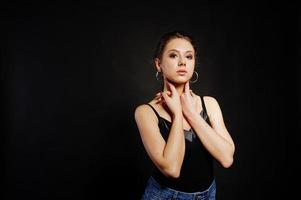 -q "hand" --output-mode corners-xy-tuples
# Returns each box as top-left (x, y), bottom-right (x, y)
(180, 81), (200, 118)
(158, 79), (182, 117)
